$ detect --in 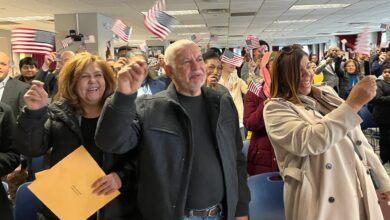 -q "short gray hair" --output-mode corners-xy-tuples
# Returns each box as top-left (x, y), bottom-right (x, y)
(164, 39), (196, 69)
